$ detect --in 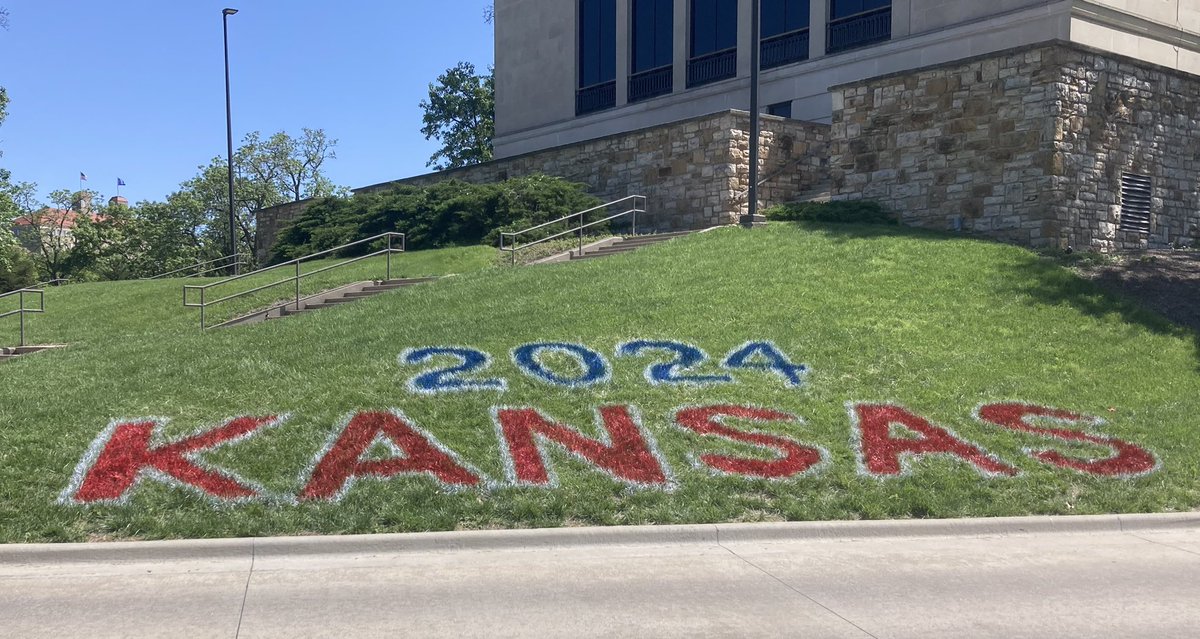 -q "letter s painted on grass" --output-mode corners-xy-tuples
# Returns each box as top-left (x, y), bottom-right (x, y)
(975, 403), (1159, 478)
(673, 405), (827, 479)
